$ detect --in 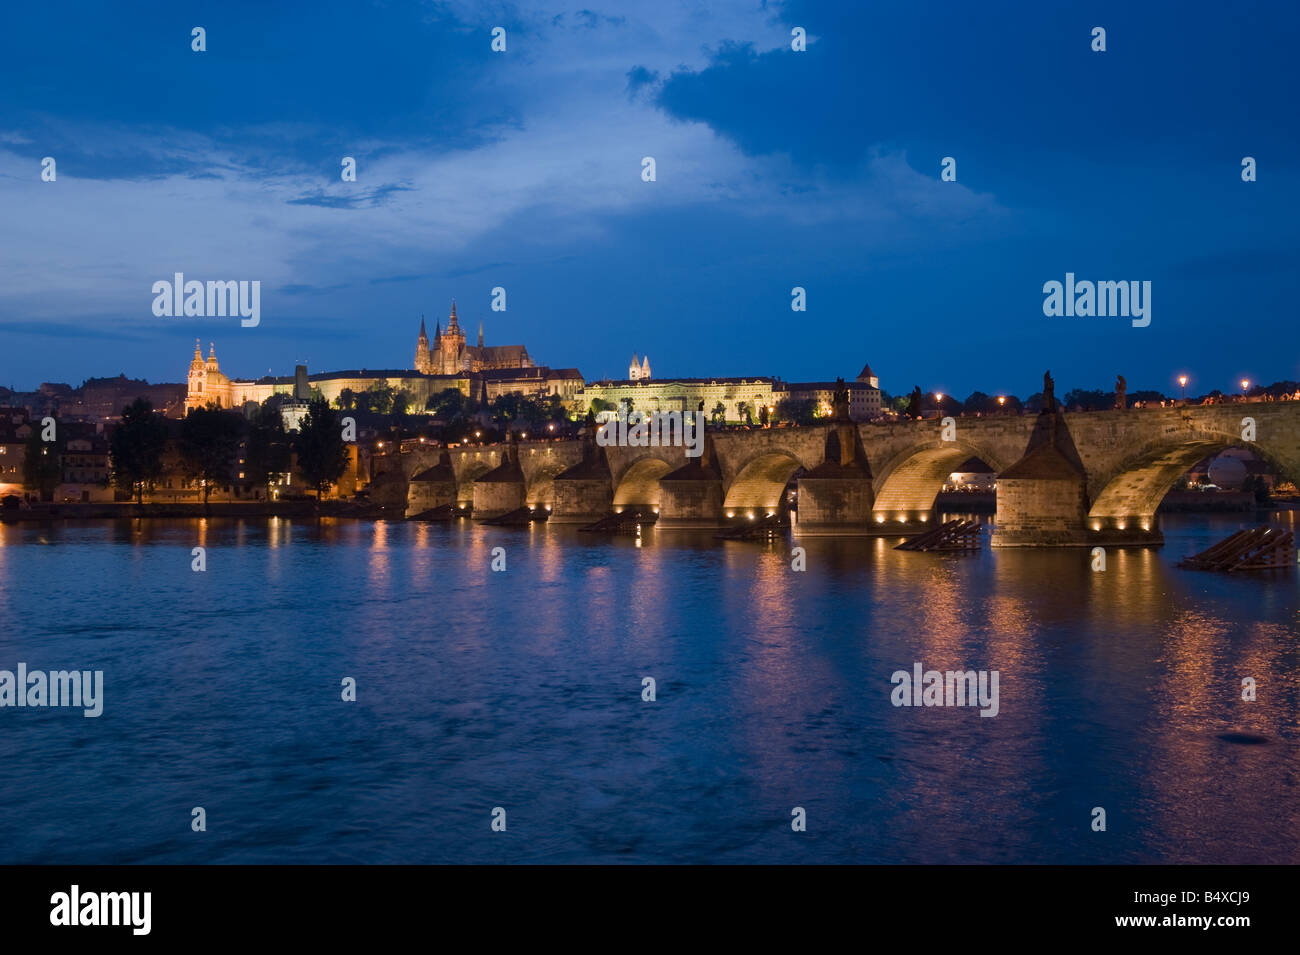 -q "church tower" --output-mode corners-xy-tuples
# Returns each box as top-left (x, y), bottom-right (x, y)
(187, 341), (230, 410)
(438, 301), (466, 374)
(187, 340), (206, 408)
(415, 317), (431, 373)
(629, 353), (641, 380)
